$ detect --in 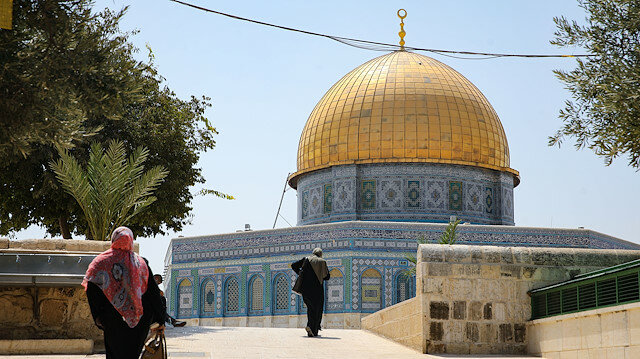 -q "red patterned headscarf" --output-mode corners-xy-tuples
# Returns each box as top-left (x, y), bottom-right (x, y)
(82, 227), (149, 328)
